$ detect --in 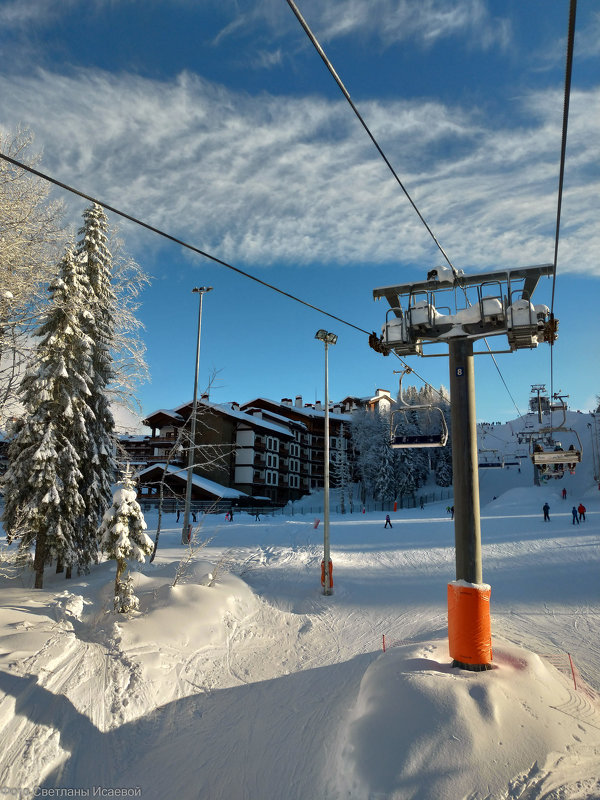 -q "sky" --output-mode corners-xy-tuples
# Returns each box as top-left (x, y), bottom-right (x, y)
(1, 0), (599, 428)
